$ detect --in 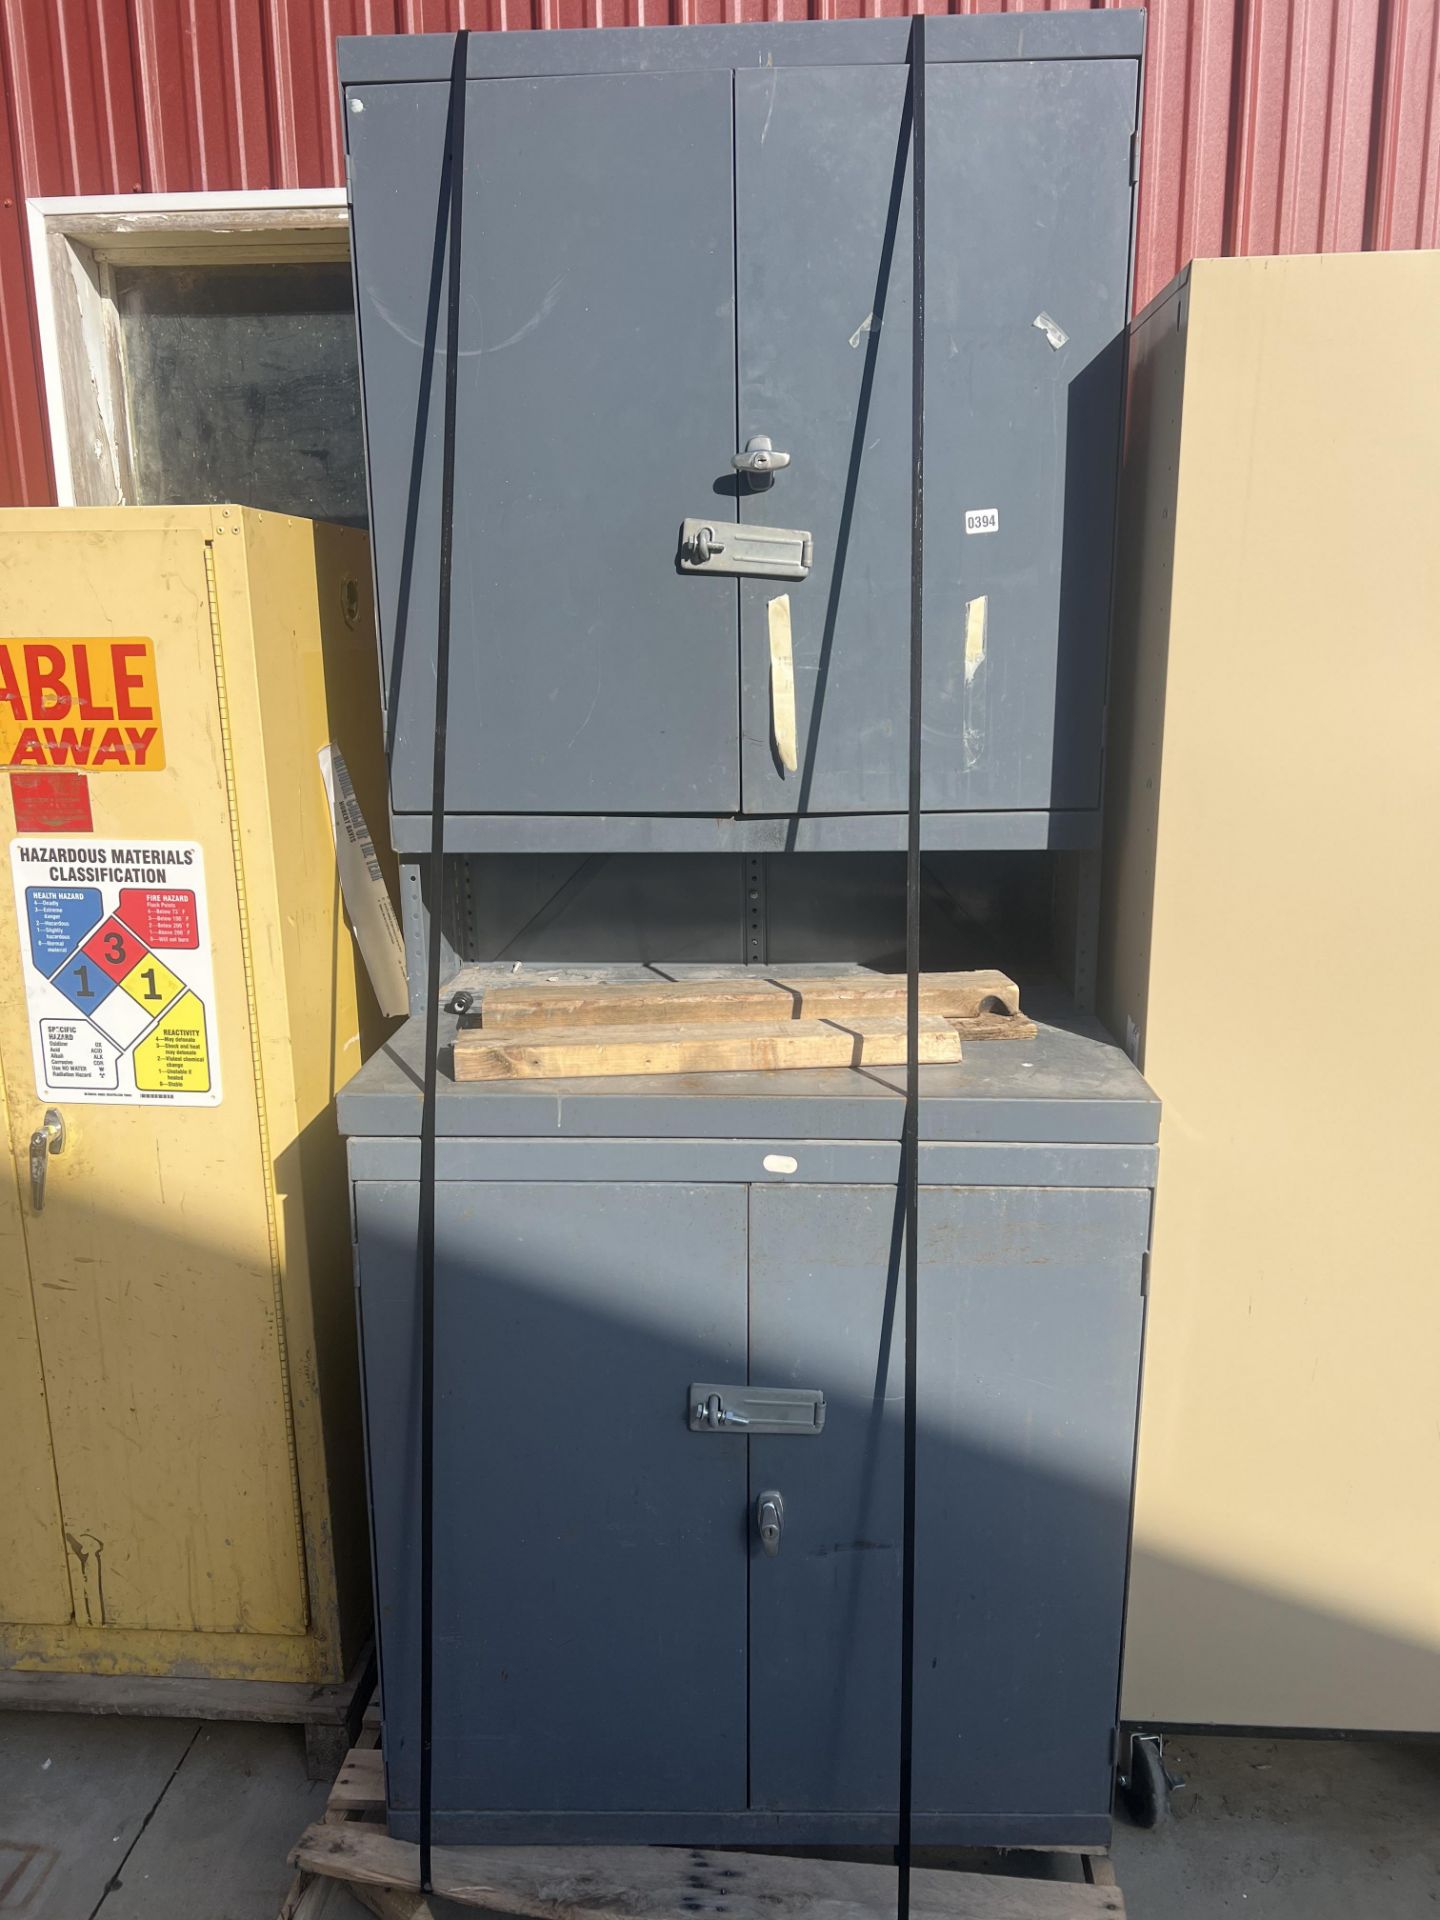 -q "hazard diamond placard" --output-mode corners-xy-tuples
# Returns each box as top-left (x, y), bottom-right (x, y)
(11, 836), (221, 1105)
